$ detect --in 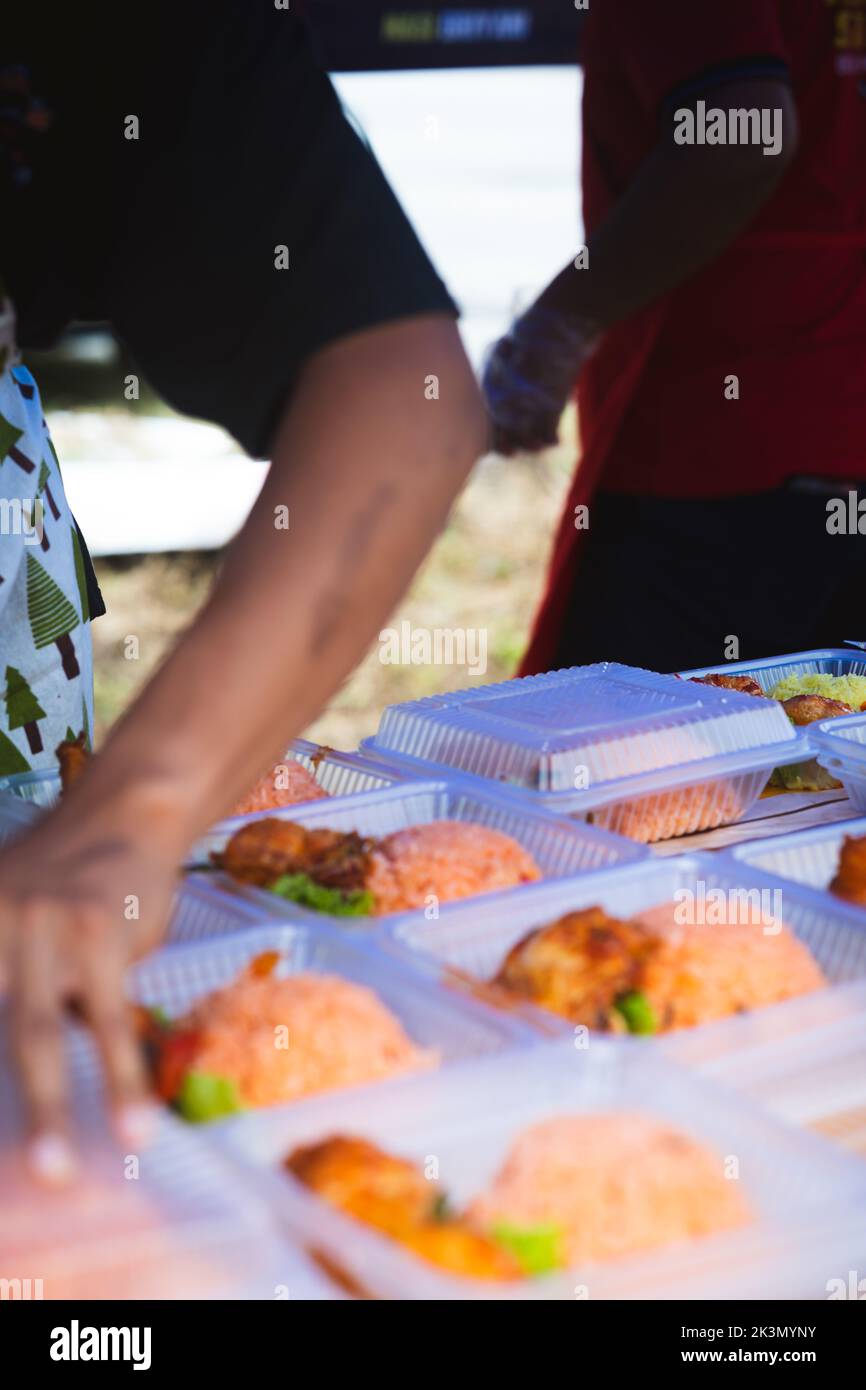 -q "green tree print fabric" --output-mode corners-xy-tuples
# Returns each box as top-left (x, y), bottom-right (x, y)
(0, 323), (94, 778)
